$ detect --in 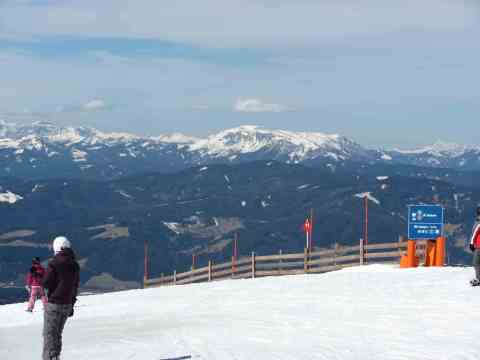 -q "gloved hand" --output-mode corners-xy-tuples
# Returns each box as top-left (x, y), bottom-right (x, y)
(68, 307), (74, 317)
(25, 286), (30, 293)
(470, 244), (476, 252)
